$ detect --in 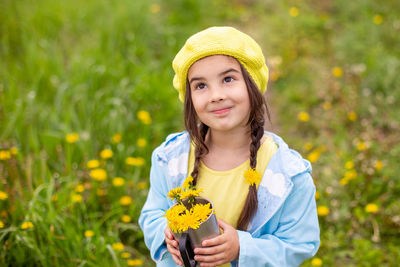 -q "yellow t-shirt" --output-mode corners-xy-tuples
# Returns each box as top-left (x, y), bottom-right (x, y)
(188, 135), (278, 228)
